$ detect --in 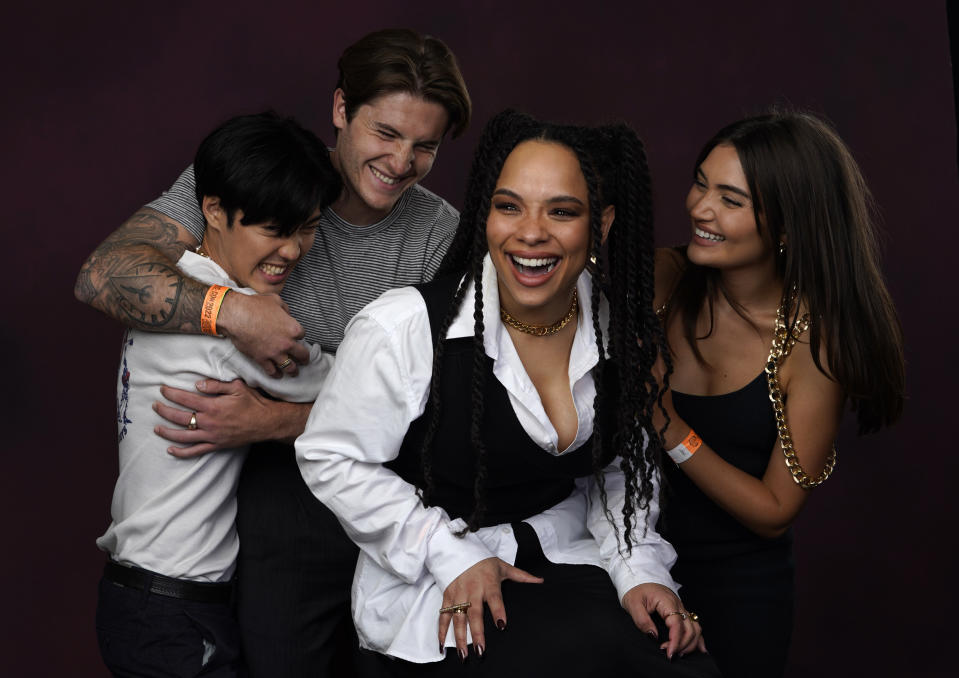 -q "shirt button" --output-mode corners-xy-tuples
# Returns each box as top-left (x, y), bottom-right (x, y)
(502, 526), (511, 534)
(547, 443), (556, 452)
